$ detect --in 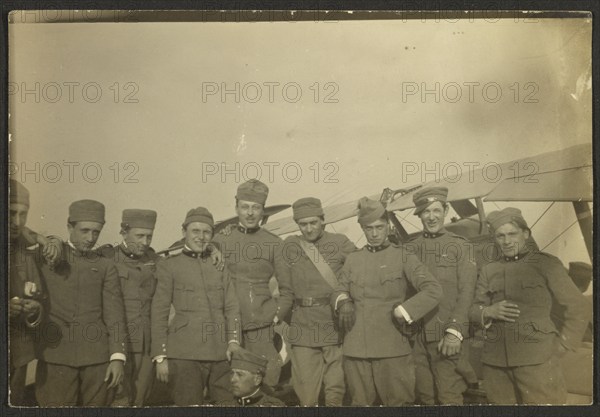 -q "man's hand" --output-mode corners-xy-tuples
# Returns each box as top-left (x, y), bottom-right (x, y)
(208, 244), (225, 271)
(438, 332), (462, 357)
(39, 235), (63, 265)
(338, 300), (356, 333)
(483, 300), (520, 322)
(226, 342), (241, 362)
(21, 299), (41, 316)
(156, 360), (169, 384)
(104, 360), (124, 389)
(220, 224), (235, 236)
(9, 298), (23, 319)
